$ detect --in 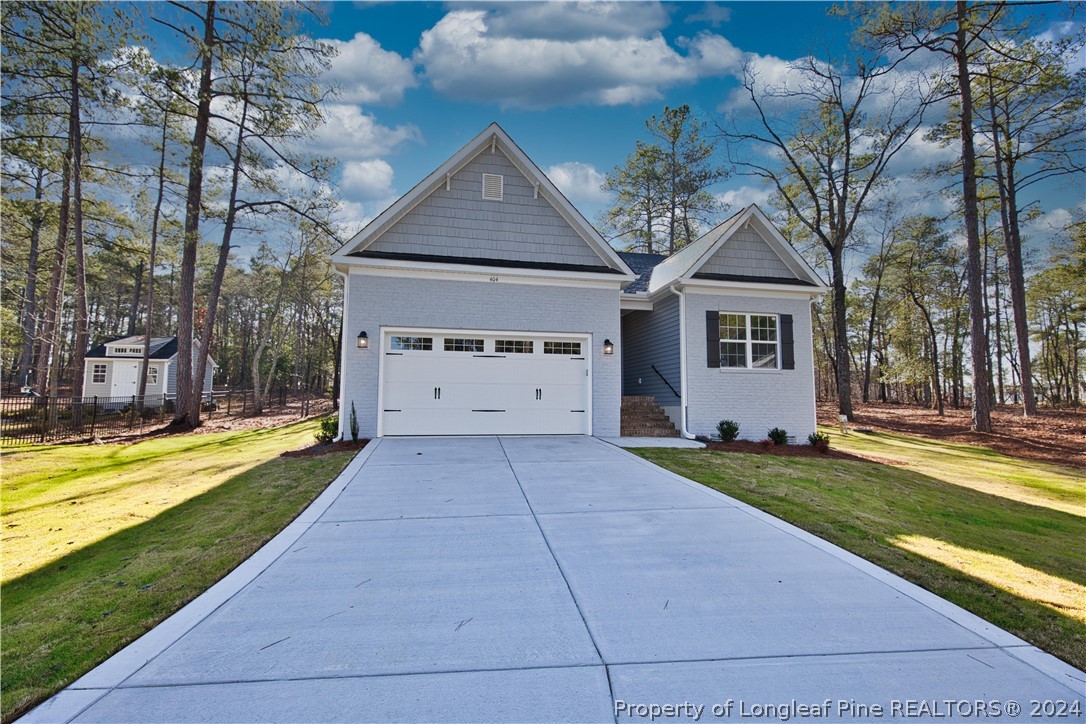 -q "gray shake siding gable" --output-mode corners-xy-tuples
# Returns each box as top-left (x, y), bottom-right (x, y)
(368, 150), (603, 267)
(700, 227), (796, 279)
(684, 291), (817, 441)
(342, 273), (622, 437)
